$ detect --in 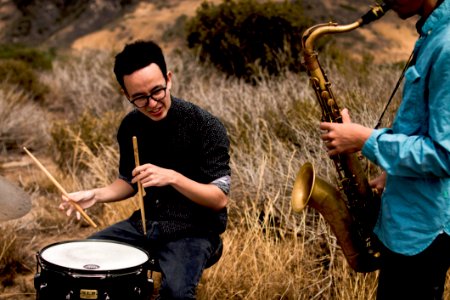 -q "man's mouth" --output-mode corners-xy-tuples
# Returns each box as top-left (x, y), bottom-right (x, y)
(146, 106), (162, 114)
